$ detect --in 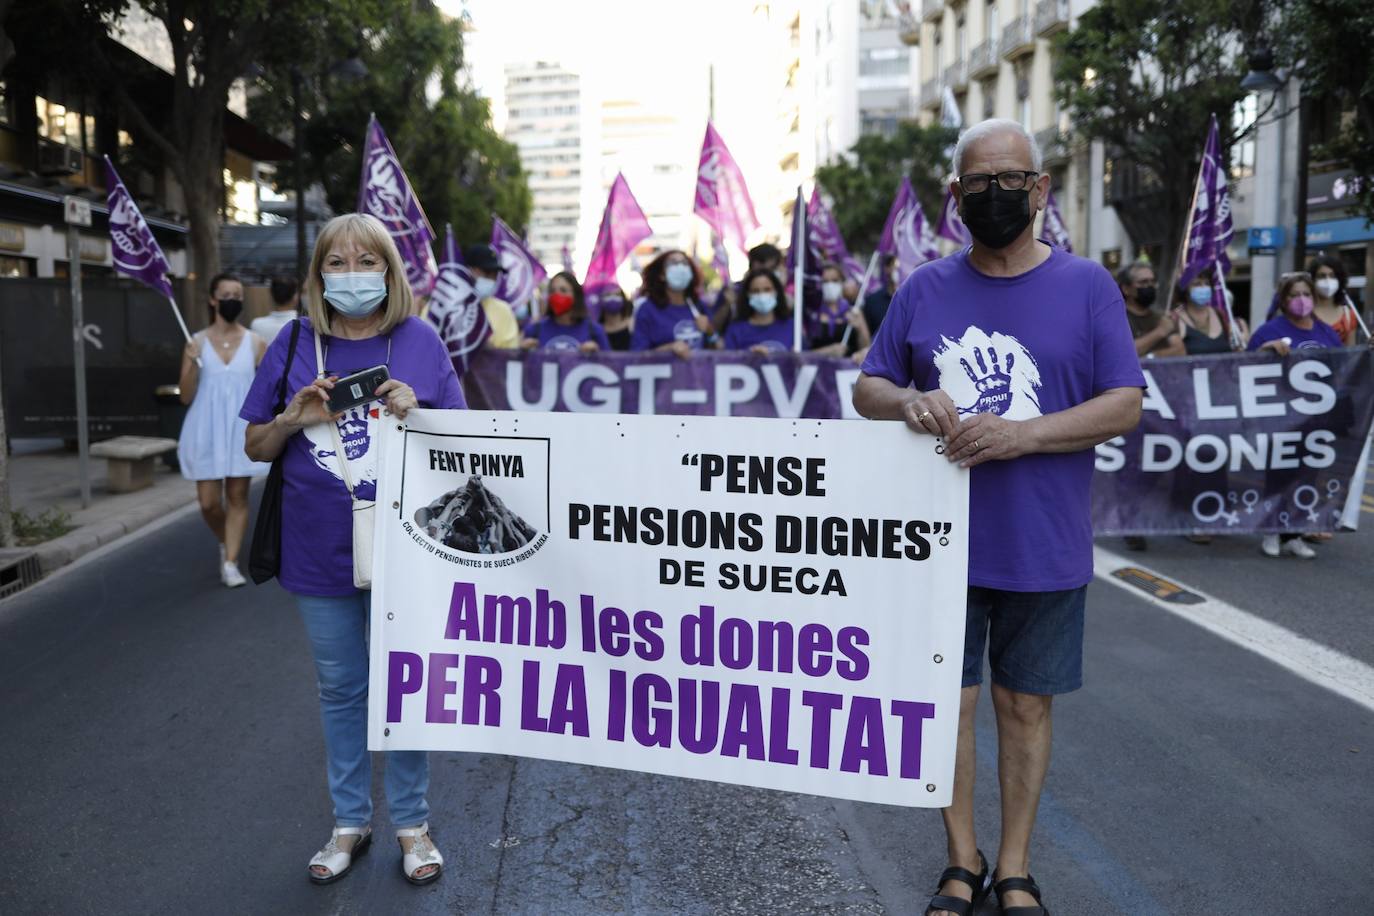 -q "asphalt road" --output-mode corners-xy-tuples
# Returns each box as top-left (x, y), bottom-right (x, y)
(0, 502), (1370, 915)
